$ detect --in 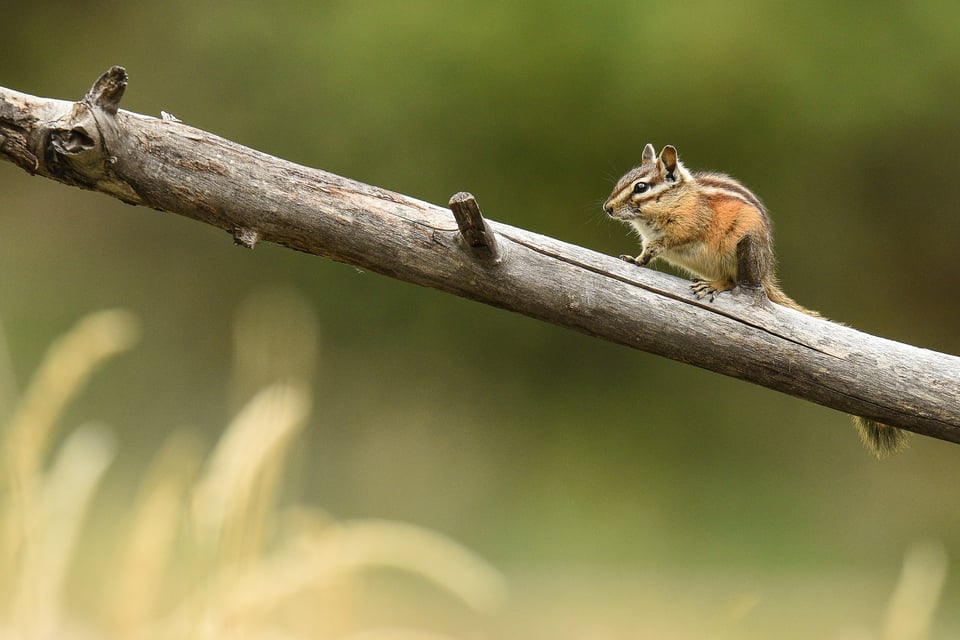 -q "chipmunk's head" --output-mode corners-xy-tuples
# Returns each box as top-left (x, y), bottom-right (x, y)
(603, 143), (691, 222)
